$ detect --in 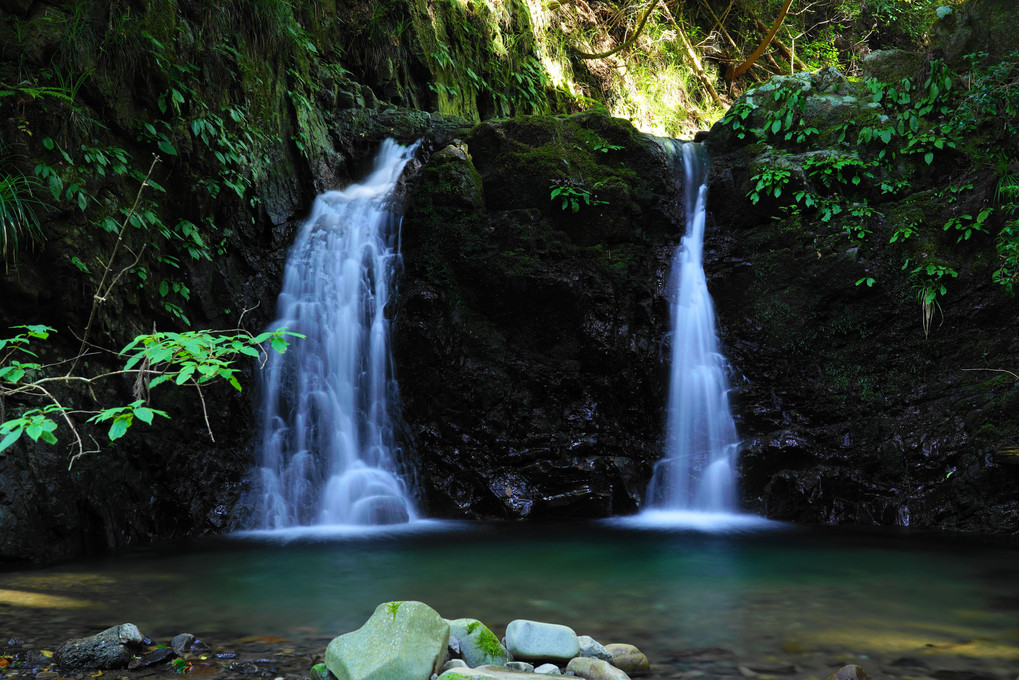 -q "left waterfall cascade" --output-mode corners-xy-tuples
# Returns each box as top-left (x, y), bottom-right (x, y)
(252, 139), (420, 529)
